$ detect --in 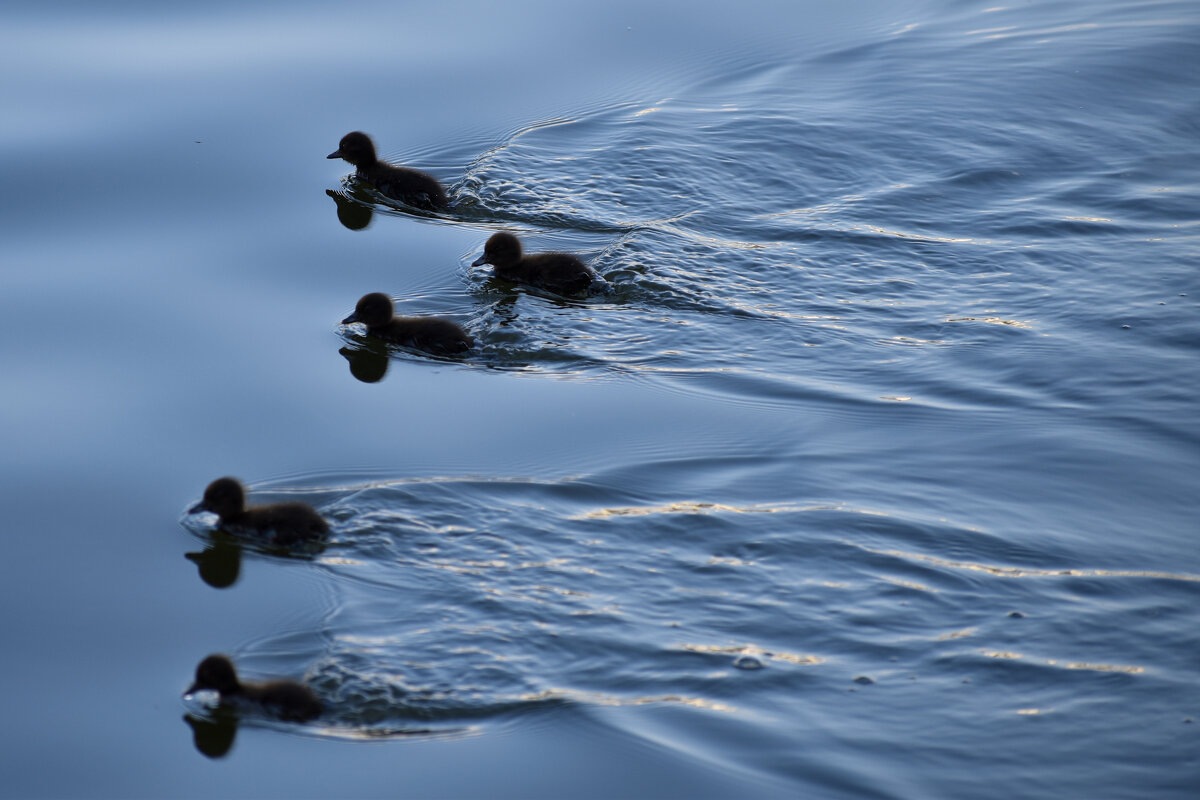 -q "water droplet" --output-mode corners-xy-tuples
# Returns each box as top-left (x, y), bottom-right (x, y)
(853, 675), (874, 685)
(733, 654), (764, 670)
